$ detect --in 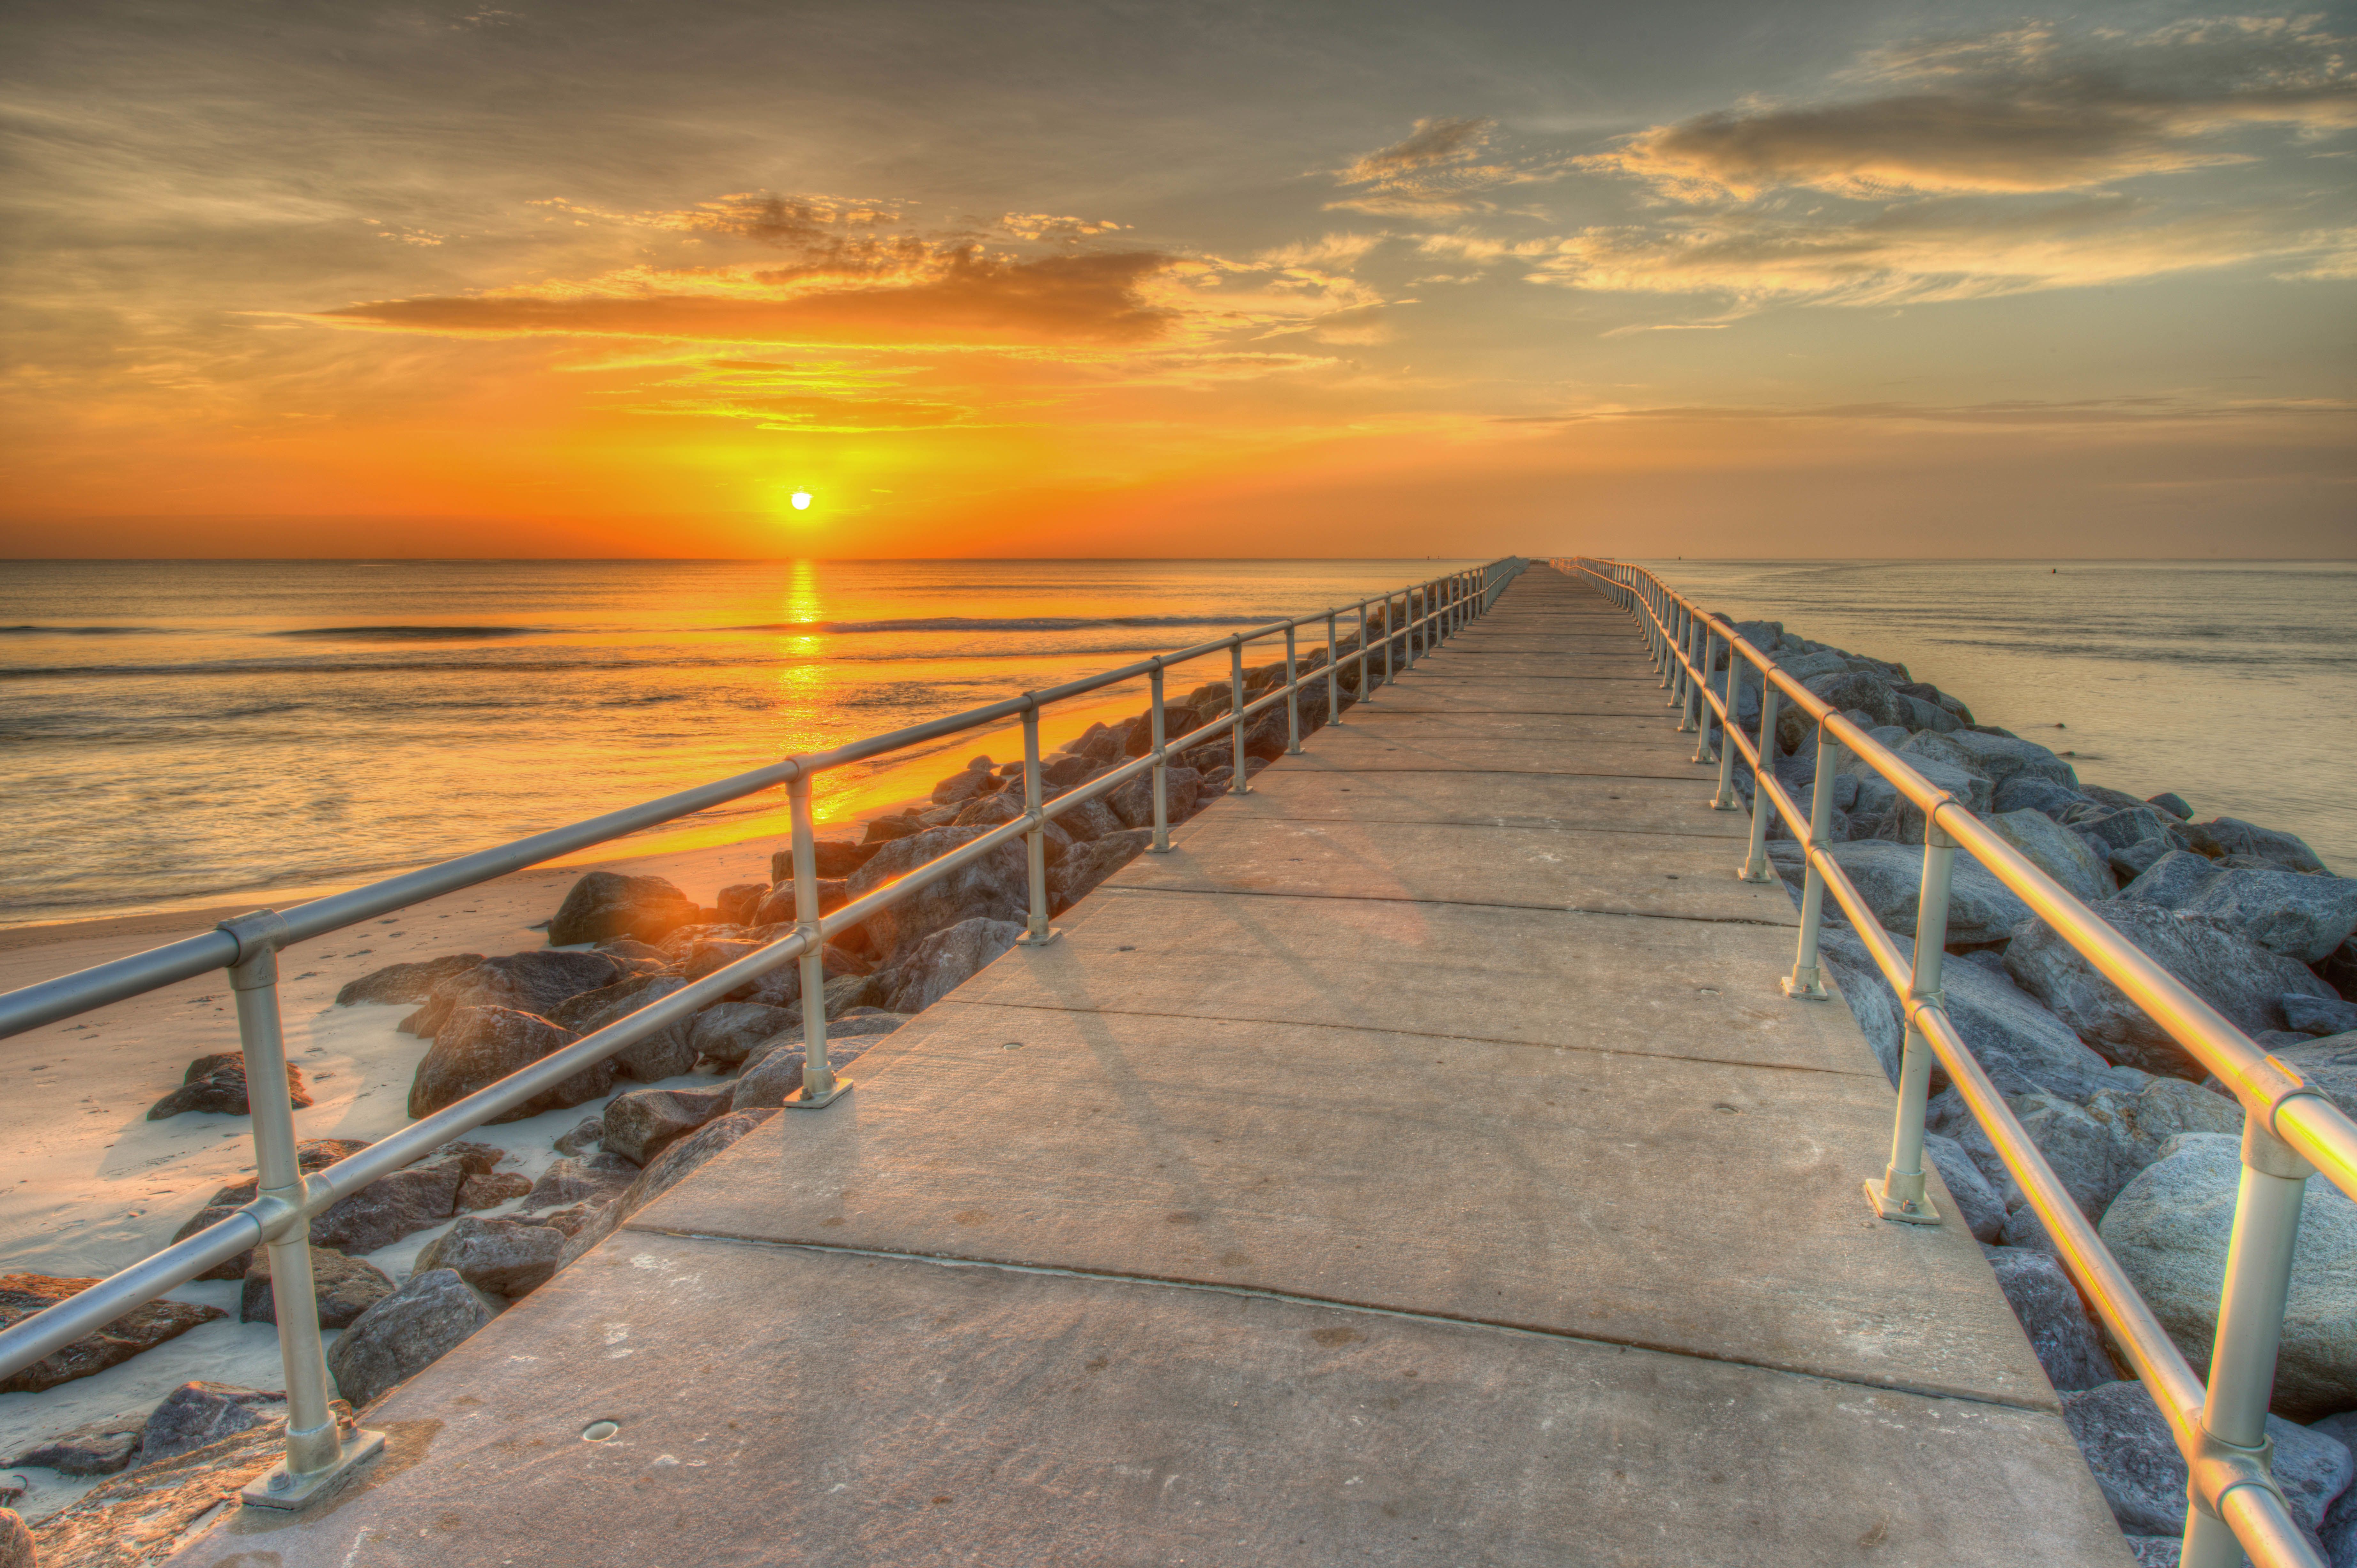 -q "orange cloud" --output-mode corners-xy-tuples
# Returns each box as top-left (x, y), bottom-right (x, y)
(313, 250), (1179, 347)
